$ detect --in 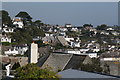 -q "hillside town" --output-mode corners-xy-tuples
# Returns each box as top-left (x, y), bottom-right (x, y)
(1, 10), (120, 79)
